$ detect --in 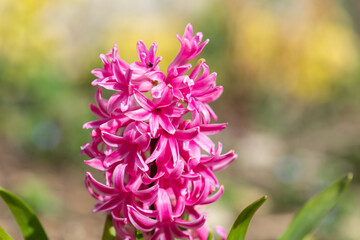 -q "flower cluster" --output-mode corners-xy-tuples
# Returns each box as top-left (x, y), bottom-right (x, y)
(82, 24), (237, 240)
